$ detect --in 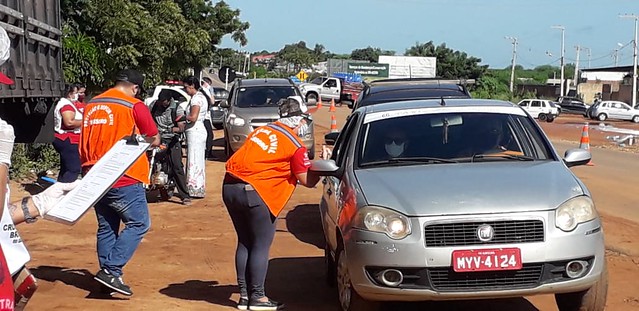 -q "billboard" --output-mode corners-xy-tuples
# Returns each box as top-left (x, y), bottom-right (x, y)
(346, 63), (389, 78)
(378, 55), (437, 79)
